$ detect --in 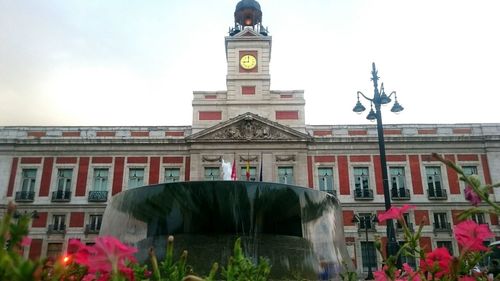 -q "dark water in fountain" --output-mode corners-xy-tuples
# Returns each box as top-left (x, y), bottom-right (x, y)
(100, 181), (354, 280)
